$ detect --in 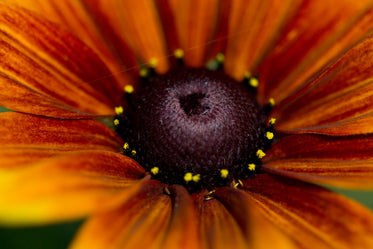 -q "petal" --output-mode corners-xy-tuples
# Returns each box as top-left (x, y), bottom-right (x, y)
(258, 0), (373, 104)
(243, 174), (373, 249)
(194, 192), (249, 249)
(214, 187), (298, 249)
(0, 5), (123, 117)
(171, 0), (220, 67)
(0, 112), (122, 168)
(274, 36), (373, 135)
(84, 0), (169, 73)
(224, 0), (300, 80)
(160, 185), (201, 249)
(264, 134), (373, 189)
(0, 151), (145, 225)
(70, 181), (171, 249)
